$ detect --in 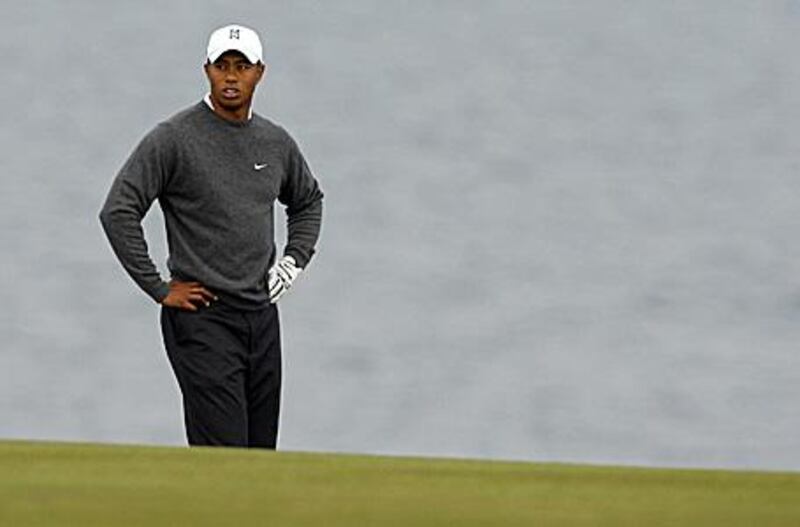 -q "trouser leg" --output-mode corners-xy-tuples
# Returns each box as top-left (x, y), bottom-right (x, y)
(245, 304), (282, 448)
(160, 305), (249, 447)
